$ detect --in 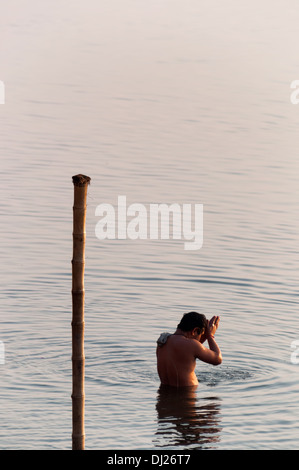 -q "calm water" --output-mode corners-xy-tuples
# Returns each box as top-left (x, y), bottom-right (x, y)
(1, 0), (299, 449)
